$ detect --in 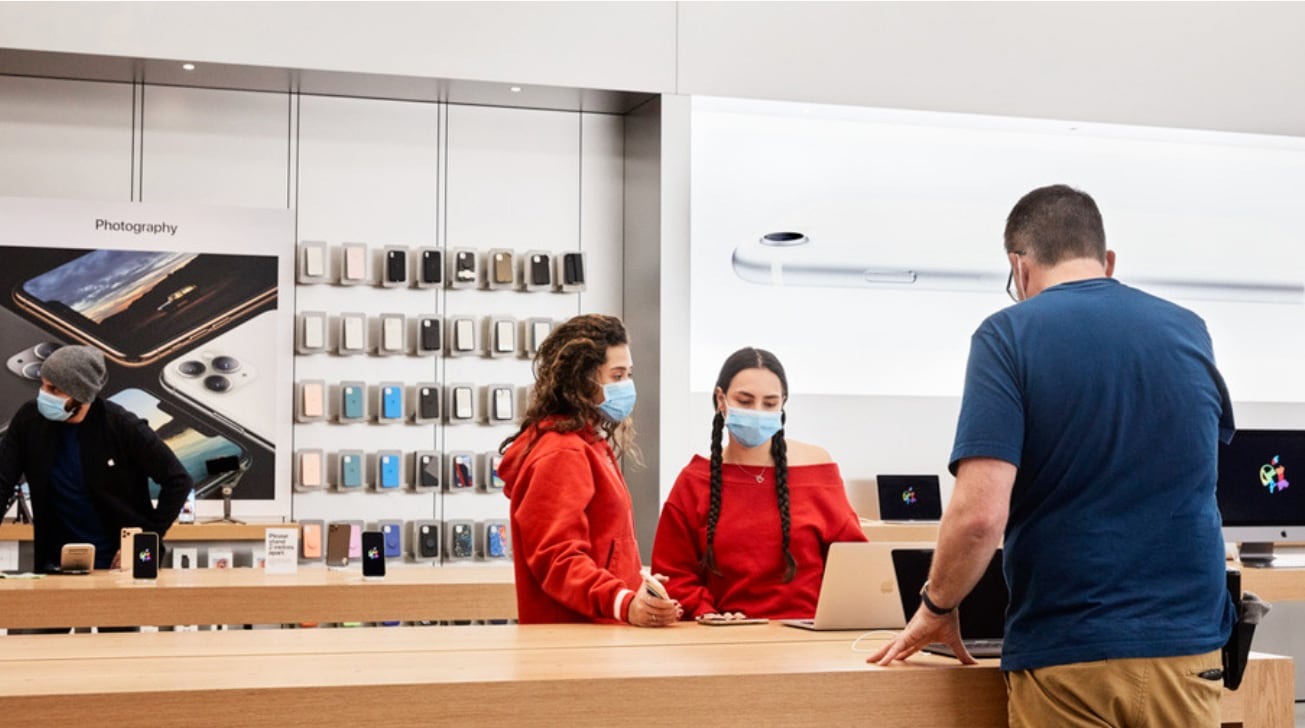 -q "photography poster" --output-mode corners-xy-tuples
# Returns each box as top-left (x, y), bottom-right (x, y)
(0, 196), (294, 519)
(690, 96), (1305, 403)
